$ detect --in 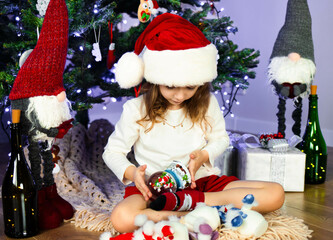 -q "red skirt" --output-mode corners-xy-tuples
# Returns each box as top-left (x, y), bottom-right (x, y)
(124, 175), (239, 199)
